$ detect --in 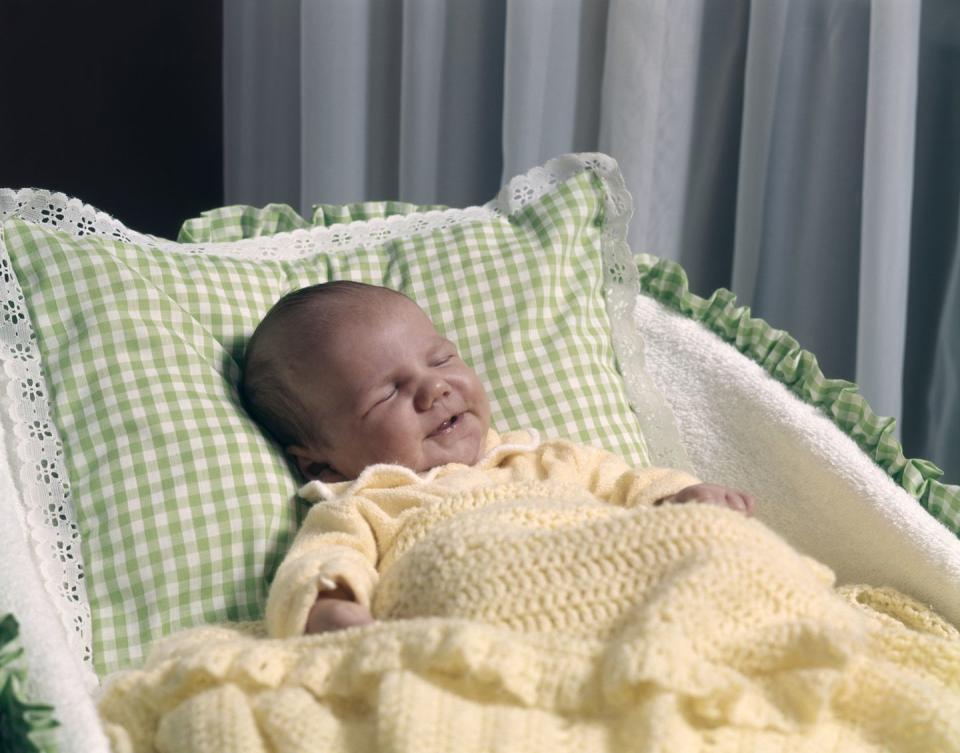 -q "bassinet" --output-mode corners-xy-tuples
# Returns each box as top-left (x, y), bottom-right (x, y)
(1, 154), (957, 753)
